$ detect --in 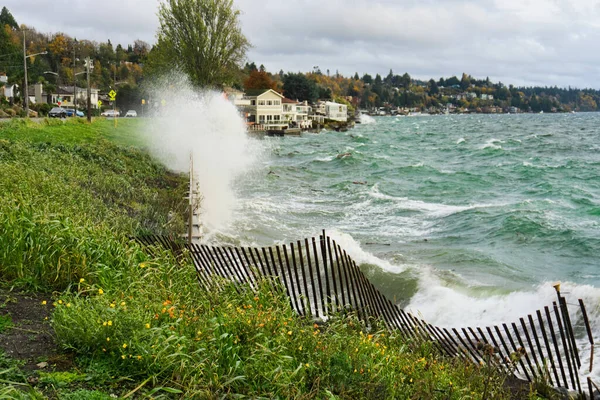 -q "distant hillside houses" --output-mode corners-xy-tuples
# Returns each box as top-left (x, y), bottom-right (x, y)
(227, 88), (348, 131)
